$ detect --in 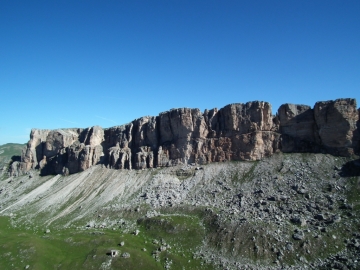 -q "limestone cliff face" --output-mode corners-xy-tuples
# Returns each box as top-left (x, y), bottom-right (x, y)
(278, 104), (319, 153)
(21, 129), (50, 172)
(314, 98), (359, 156)
(17, 98), (359, 176)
